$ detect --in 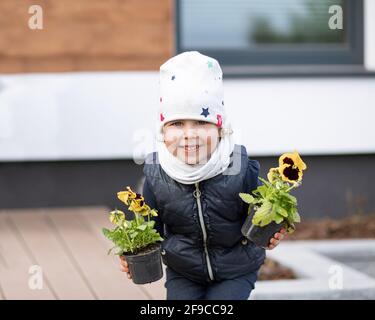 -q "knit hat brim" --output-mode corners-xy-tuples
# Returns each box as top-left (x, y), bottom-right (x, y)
(159, 113), (221, 133)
